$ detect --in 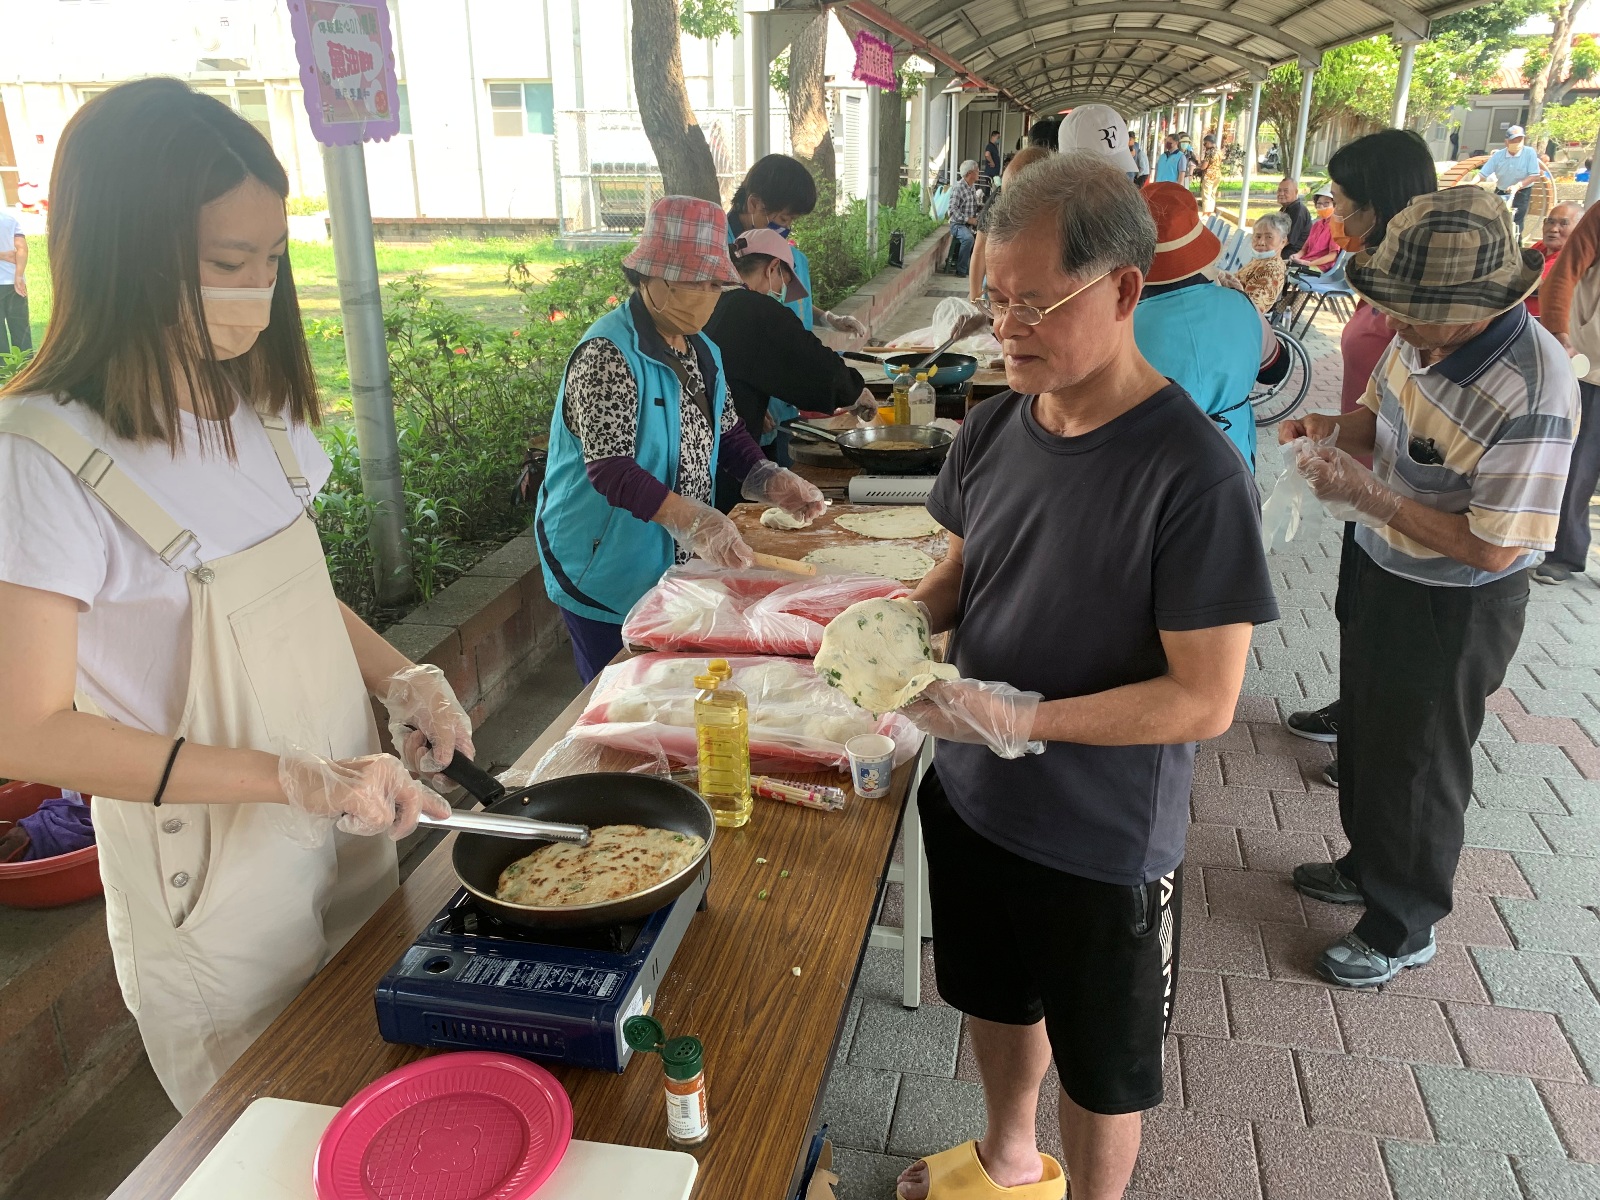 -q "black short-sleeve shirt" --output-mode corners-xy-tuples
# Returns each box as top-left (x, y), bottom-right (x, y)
(925, 385), (1280, 885)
